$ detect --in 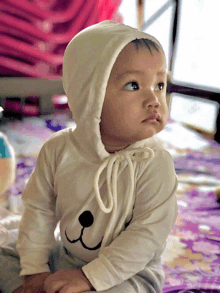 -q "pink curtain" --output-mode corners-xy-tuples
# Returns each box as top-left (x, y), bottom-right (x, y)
(0, 0), (123, 78)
